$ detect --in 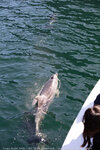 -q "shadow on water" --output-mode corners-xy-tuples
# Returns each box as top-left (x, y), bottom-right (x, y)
(23, 111), (48, 145)
(23, 112), (37, 143)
